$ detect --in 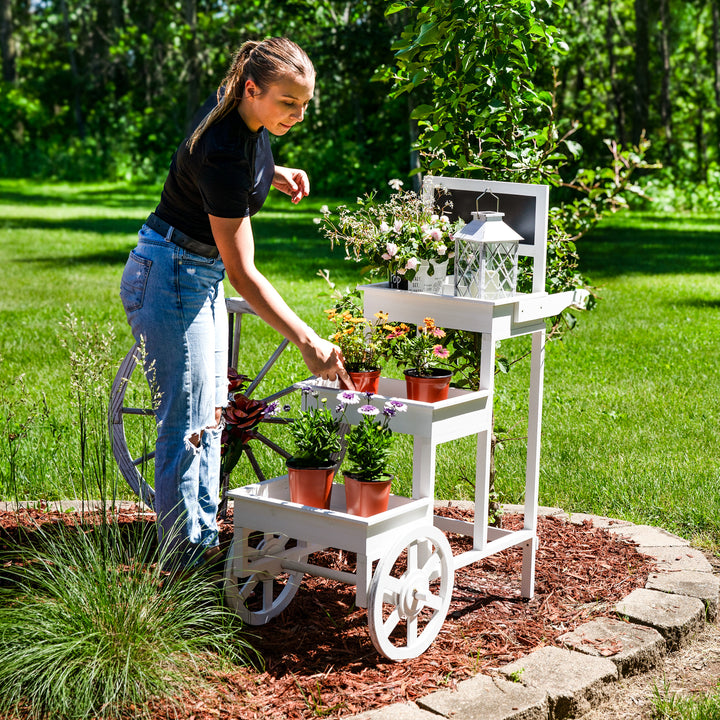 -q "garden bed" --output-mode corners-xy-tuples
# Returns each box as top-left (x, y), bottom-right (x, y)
(0, 504), (653, 720)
